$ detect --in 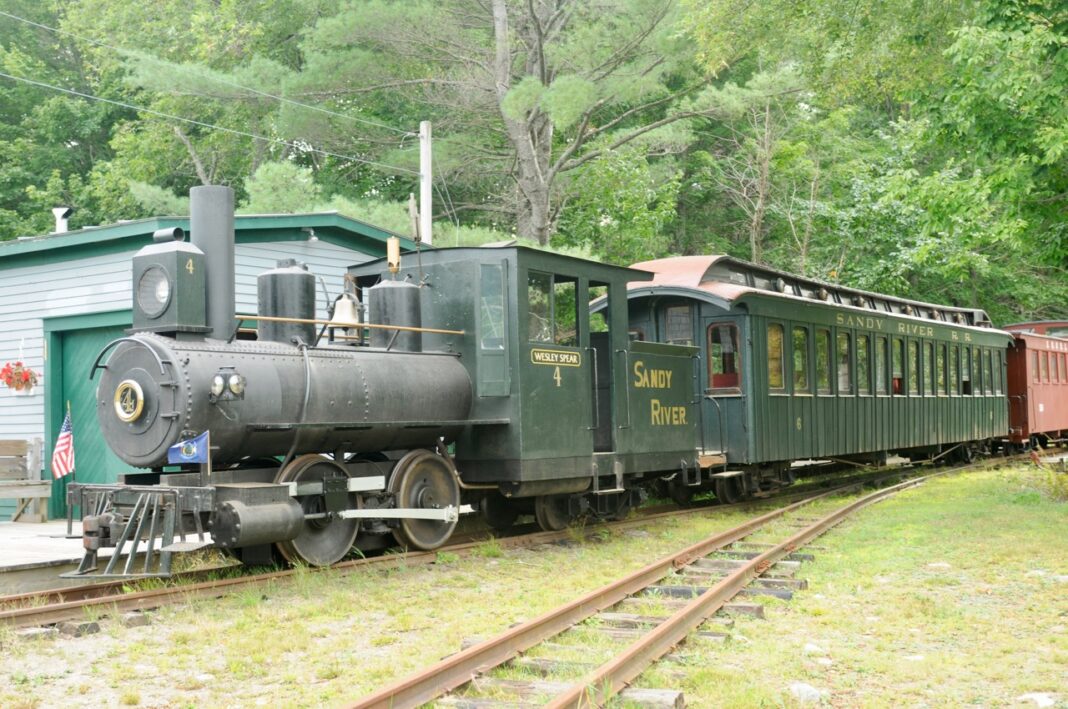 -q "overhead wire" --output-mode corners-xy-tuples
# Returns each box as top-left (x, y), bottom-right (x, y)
(2, 8), (458, 223)
(0, 71), (419, 176)
(0, 8), (415, 137)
